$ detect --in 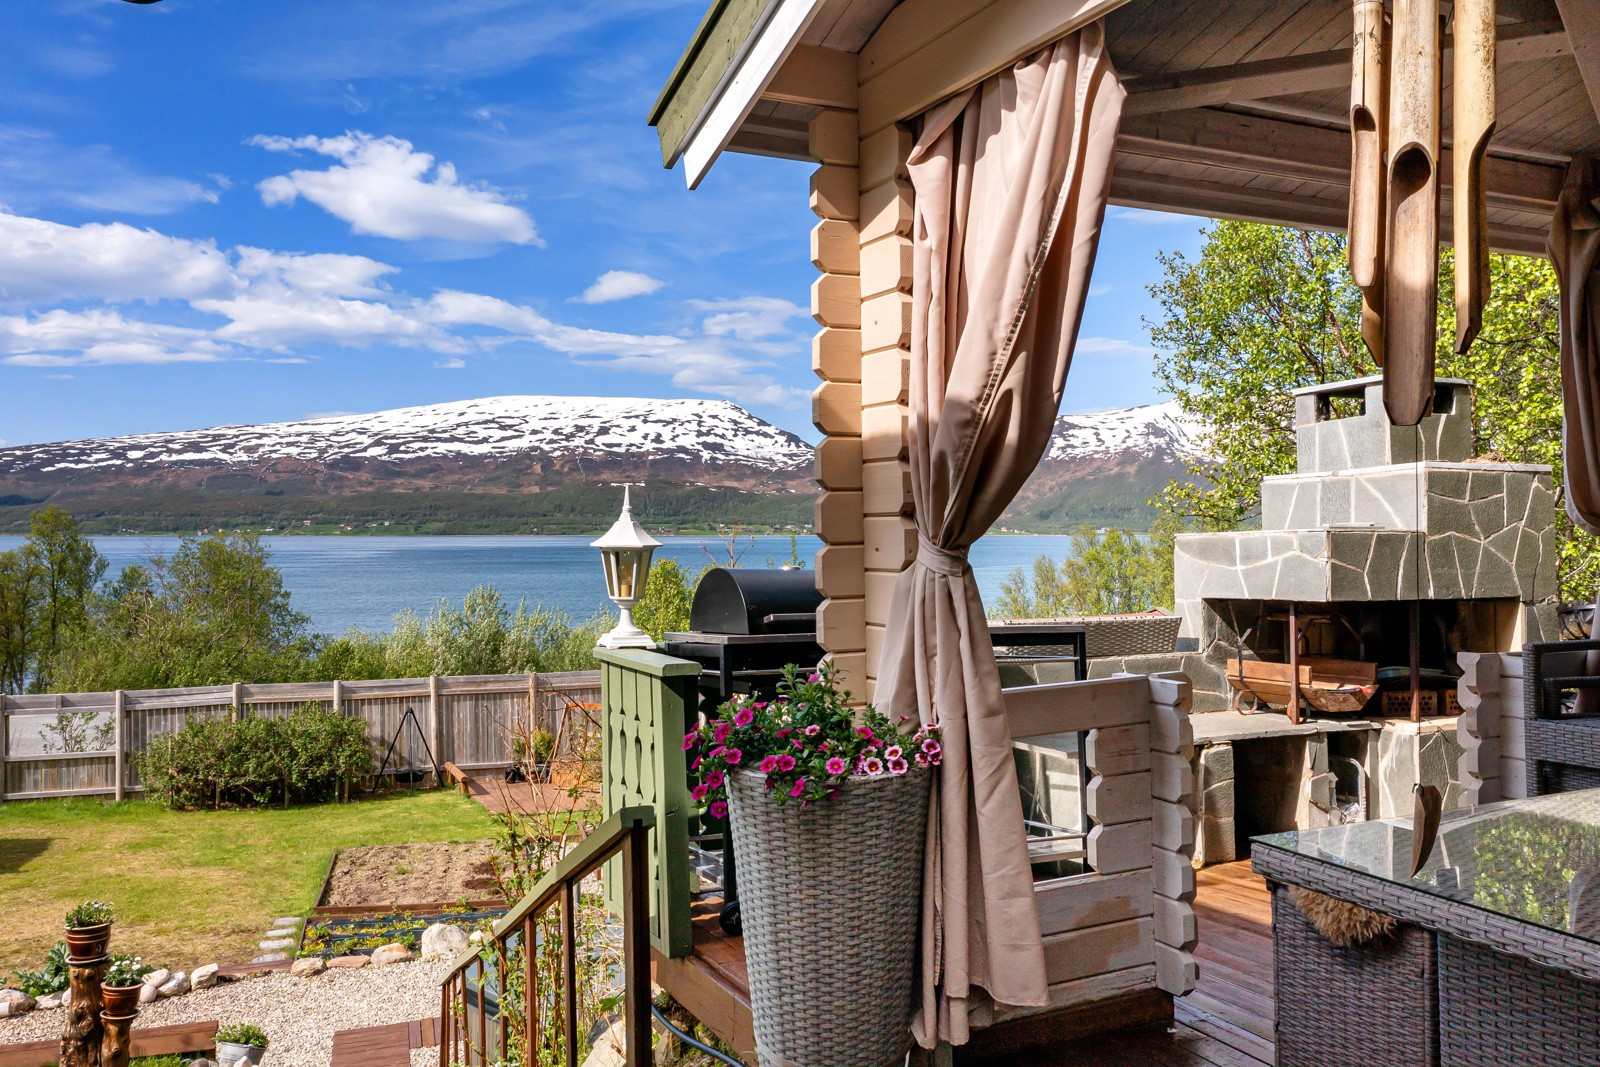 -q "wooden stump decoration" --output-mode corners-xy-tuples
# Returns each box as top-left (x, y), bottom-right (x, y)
(100, 1011), (137, 1067)
(1348, 0), (1388, 364)
(59, 955), (108, 1067)
(1382, 0), (1441, 427)
(1453, 0), (1497, 354)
